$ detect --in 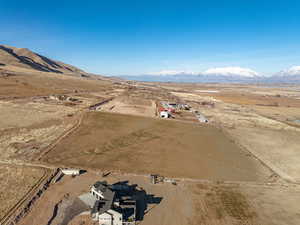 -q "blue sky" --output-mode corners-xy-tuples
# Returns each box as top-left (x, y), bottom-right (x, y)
(1, 0), (300, 75)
